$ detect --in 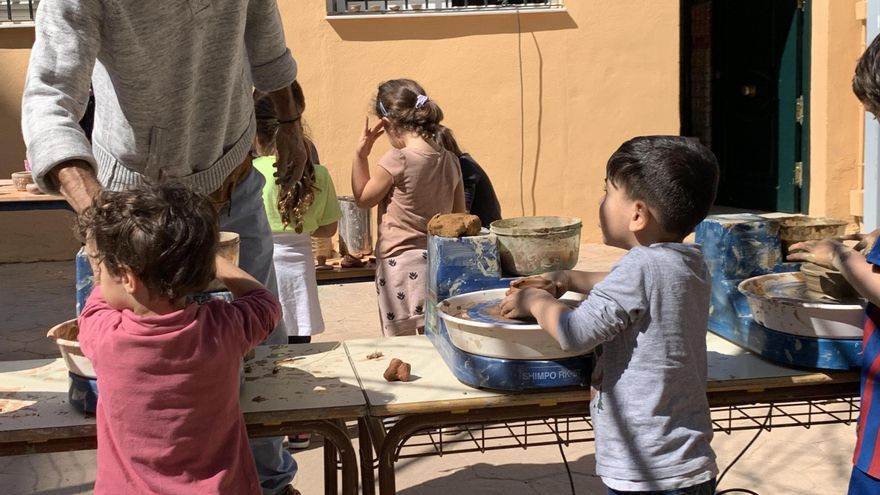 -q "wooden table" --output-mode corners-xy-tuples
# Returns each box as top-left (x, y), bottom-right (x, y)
(0, 179), (70, 211)
(346, 334), (860, 495)
(0, 342), (366, 495)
